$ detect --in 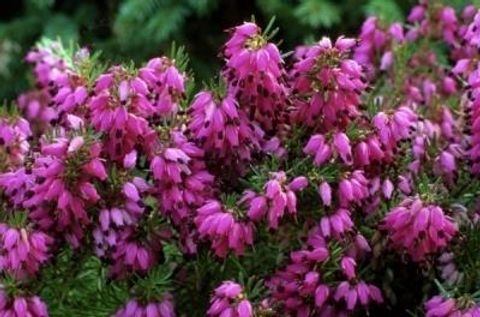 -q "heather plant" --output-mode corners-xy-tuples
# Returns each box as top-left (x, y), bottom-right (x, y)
(3, 1), (480, 316)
